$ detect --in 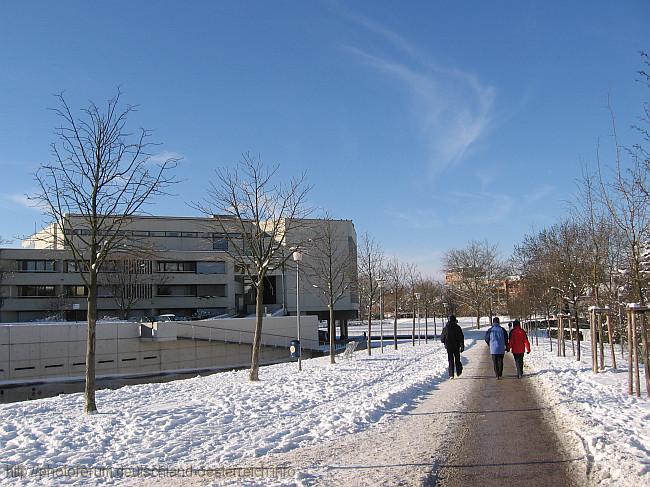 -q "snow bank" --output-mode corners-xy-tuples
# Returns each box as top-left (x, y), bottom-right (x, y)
(527, 334), (649, 486)
(0, 322), (477, 486)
